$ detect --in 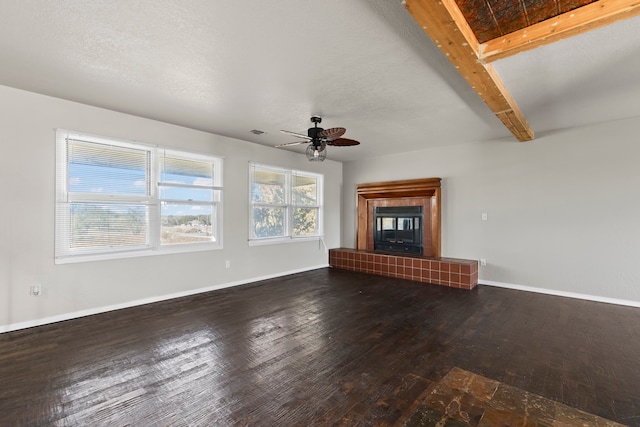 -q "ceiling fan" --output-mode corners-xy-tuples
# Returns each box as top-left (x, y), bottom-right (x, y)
(276, 116), (360, 161)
